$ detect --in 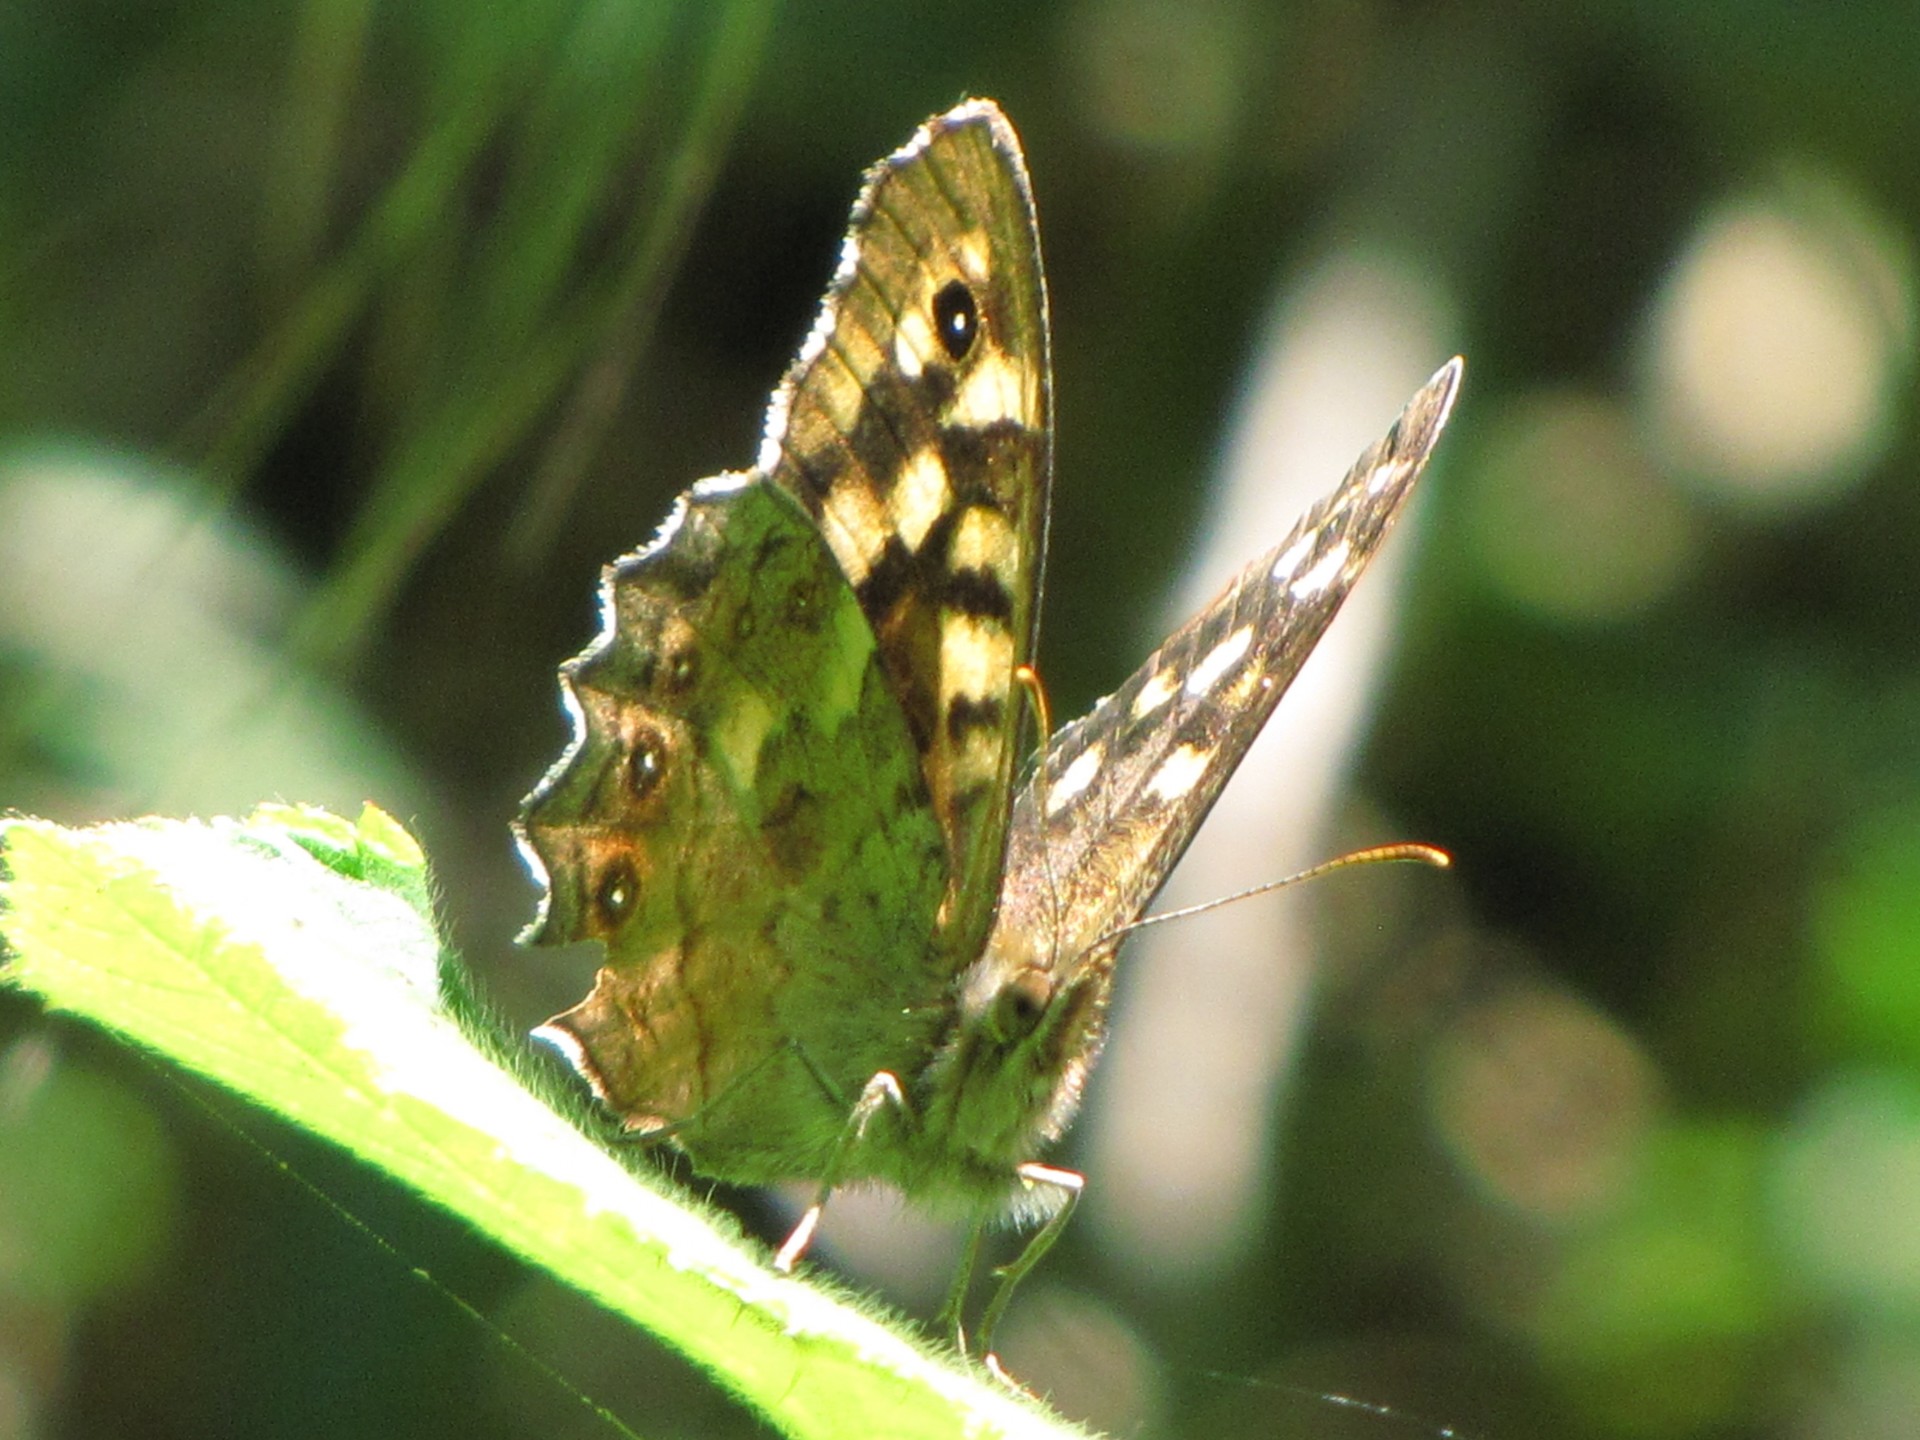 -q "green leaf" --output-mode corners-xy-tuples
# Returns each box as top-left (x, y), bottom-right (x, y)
(0, 805), (1089, 1440)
